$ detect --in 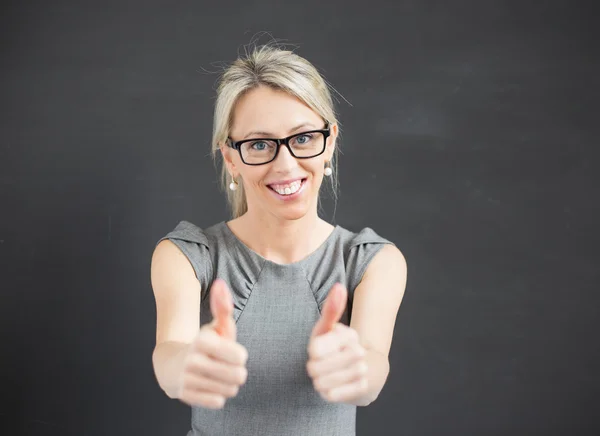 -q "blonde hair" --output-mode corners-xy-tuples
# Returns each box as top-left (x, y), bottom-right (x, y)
(210, 43), (341, 218)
